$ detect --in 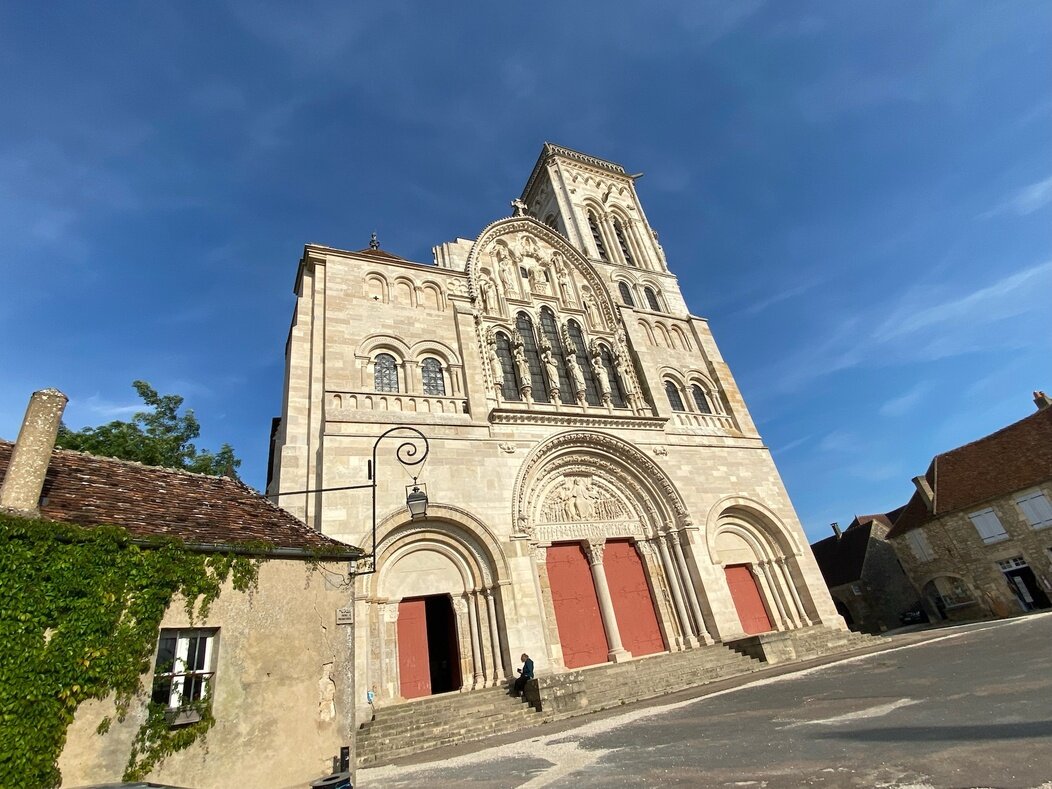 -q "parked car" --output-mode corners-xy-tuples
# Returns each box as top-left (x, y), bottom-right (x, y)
(899, 604), (930, 625)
